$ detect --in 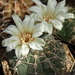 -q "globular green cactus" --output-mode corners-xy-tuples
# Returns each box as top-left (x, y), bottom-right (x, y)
(53, 6), (75, 42)
(5, 34), (65, 75)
